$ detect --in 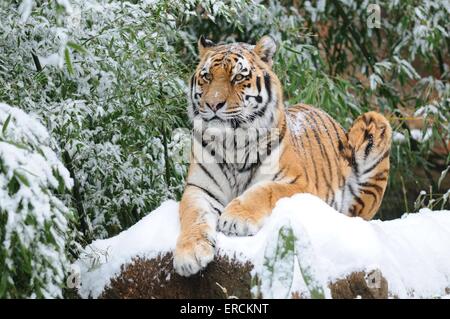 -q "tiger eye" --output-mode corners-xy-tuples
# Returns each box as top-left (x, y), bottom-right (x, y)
(203, 73), (212, 81)
(234, 74), (244, 82)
